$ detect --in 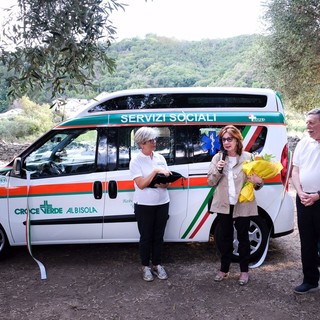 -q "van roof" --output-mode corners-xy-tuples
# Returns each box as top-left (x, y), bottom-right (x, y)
(75, 87), (283, 118)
